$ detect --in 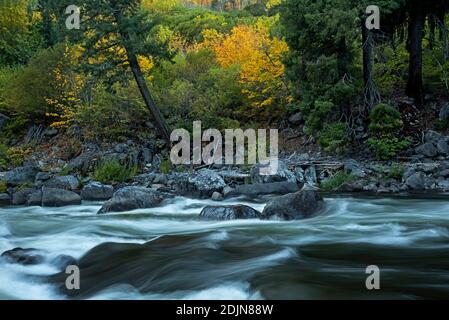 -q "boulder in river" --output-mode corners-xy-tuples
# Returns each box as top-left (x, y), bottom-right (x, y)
(0, 193), (11, 206)
(13, 187), (38, 205)
(200, 205), (261, 220)
(44, 175), (80, 191)
(41, 188), (82, 207)
(261, 186), (324, 220)
(1, 248), (44, 265)
(98, 186), (171, 214)
(226, 182), (299, 199)
(81, 182), (114, 201)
